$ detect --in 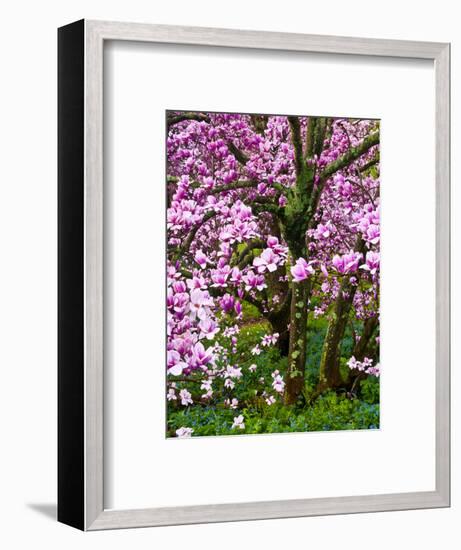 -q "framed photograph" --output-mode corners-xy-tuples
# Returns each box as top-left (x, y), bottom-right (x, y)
(58, 19), (450, 530)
